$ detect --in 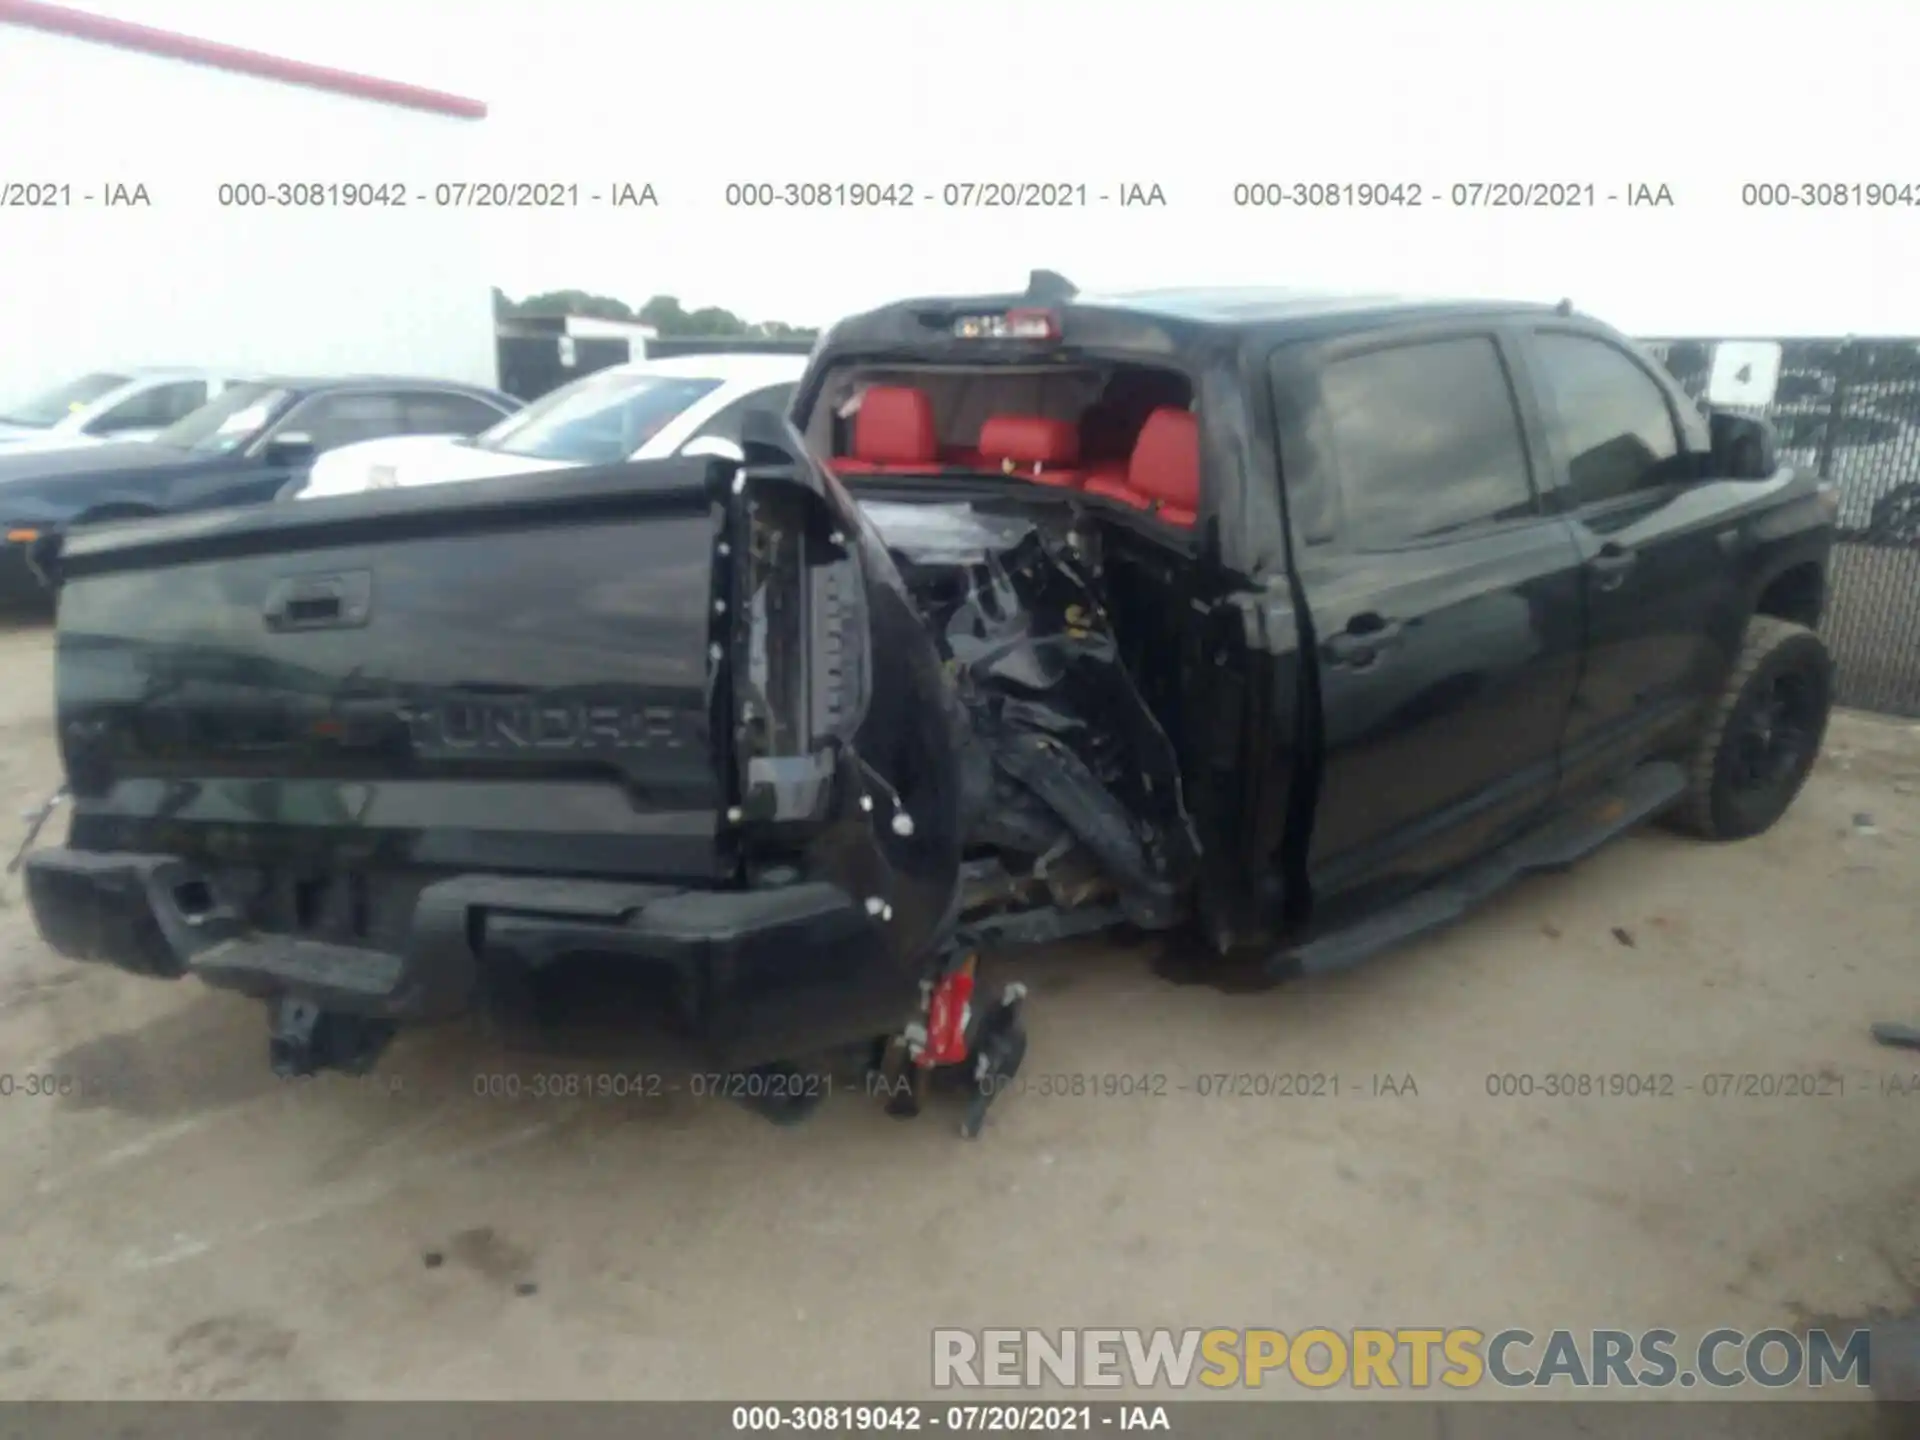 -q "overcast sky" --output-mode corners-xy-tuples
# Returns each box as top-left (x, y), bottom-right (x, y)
(7, 0), (1920, 335)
